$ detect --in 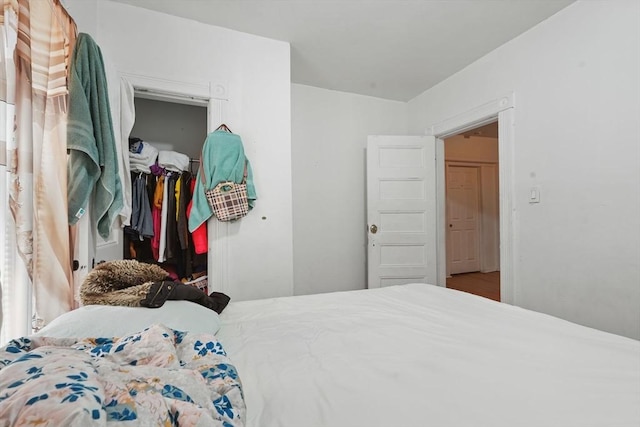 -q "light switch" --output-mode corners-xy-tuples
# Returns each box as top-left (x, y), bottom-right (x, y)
(529, 186), (540, 203)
